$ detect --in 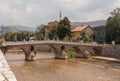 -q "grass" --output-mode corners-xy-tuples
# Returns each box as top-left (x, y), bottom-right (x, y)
(66, 51), (76, 58)
(89, 56), (96, 60)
